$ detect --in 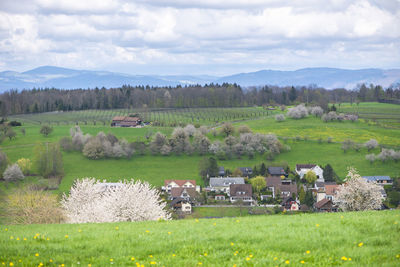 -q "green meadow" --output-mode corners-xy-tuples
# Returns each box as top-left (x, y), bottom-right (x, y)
(1, 211), (399, 266)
